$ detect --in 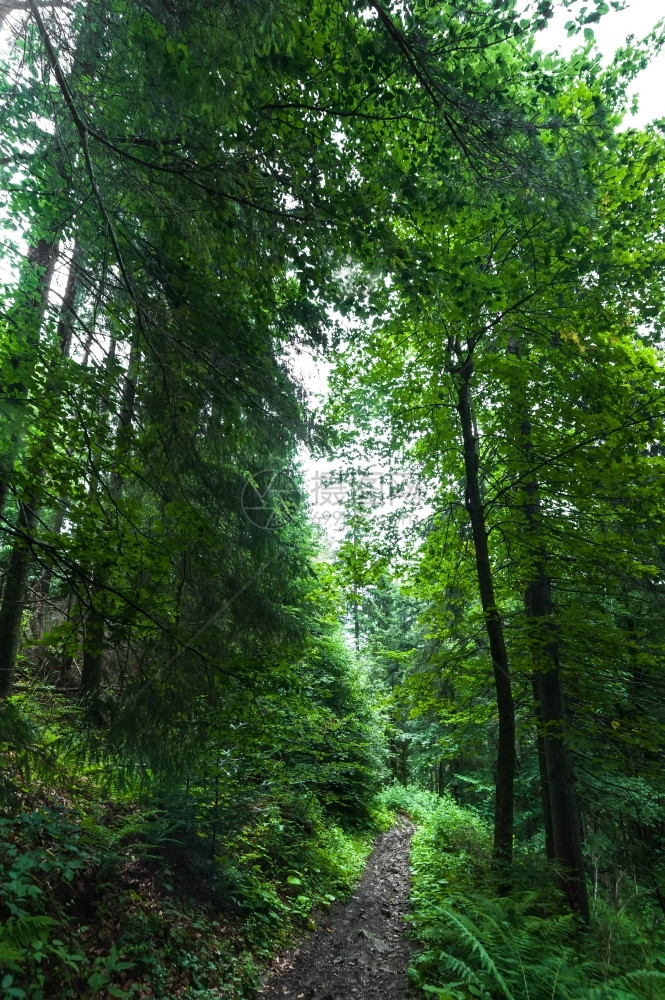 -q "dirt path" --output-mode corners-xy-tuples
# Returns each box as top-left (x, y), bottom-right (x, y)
(258, 817), (415, 1000)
